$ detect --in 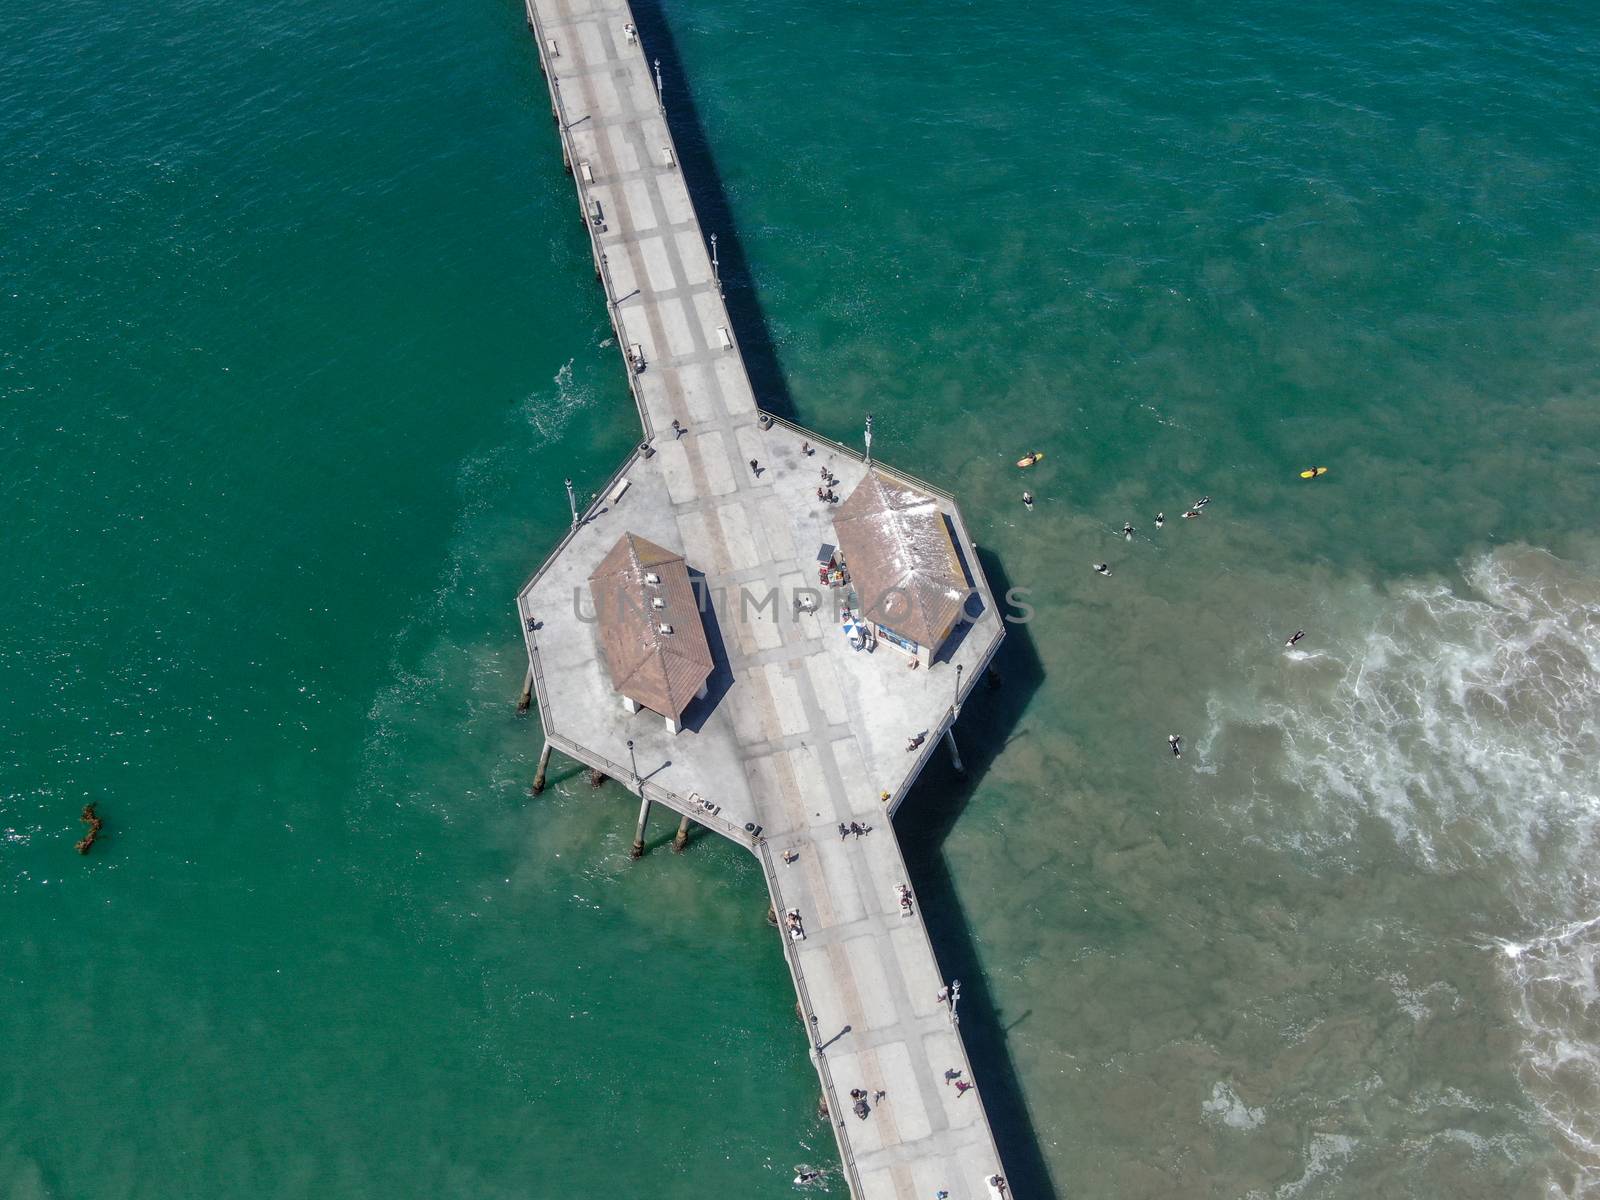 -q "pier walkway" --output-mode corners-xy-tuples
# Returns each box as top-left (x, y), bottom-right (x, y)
(518, 2), (1012, 1196)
